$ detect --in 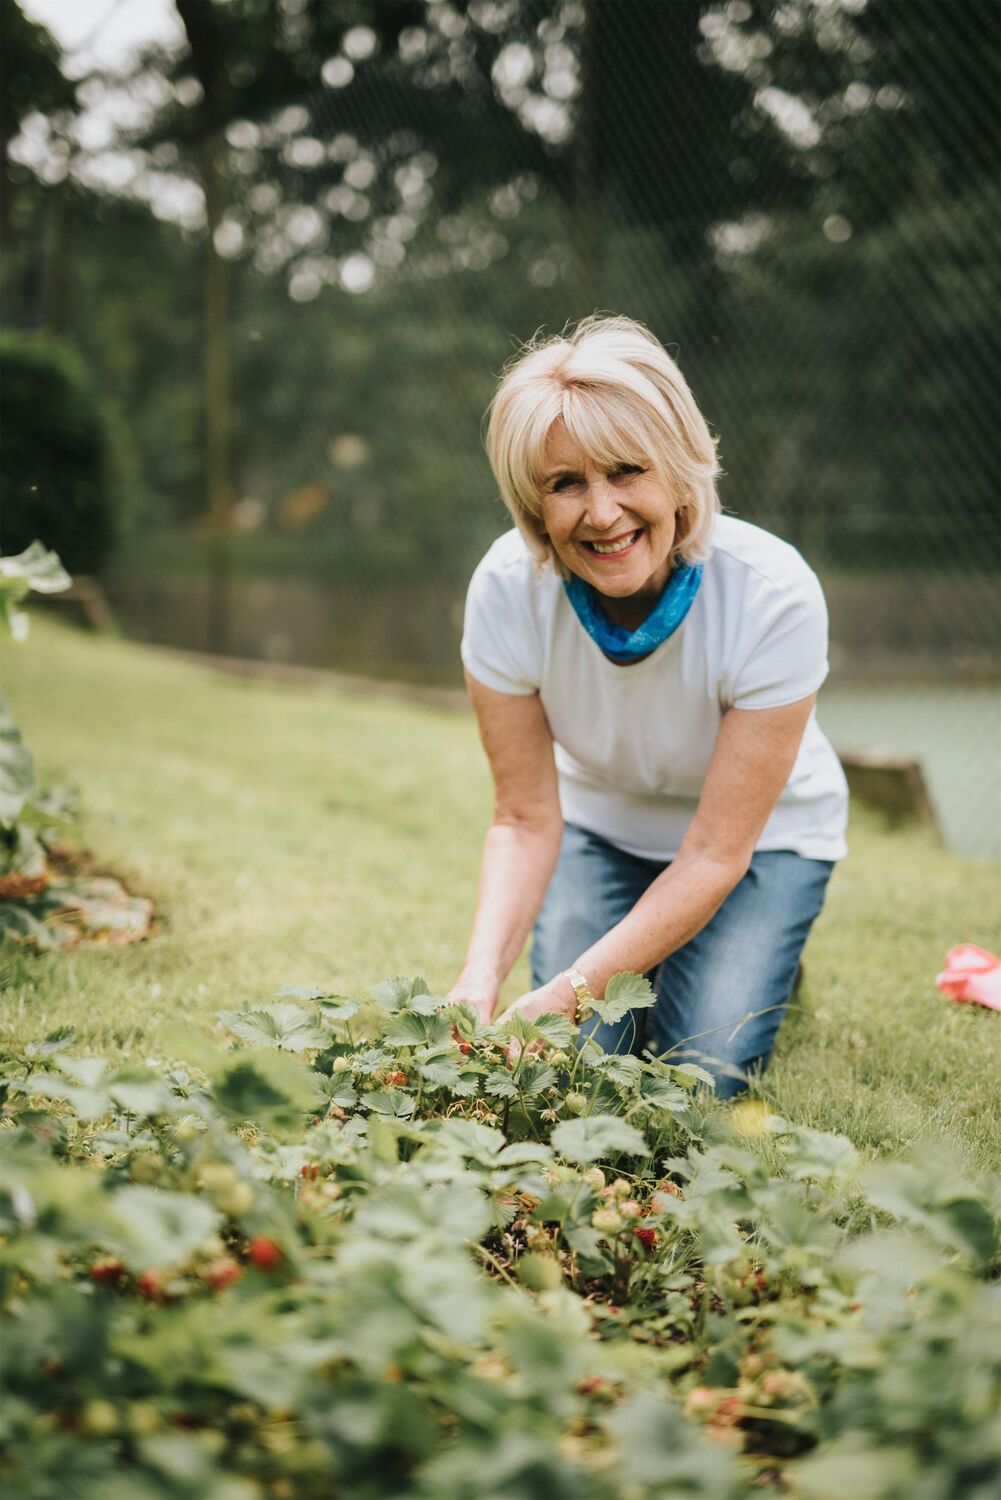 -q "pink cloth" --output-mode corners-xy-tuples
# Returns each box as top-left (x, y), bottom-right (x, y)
(936, 945), (1001, 1012)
